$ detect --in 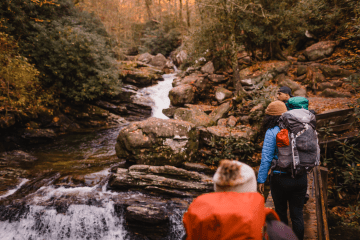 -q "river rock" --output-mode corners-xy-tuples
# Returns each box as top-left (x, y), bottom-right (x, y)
(175, 50), (188, 66)
(126, 205), (168, 224)
(276, 74), (303, 93)
(297, 65), (308, 76)
(209, 101), (232, 123)
(200, 125), (255, 147)
(119, 61), (164, 87)
(182, 162), (216, 175)
(138, 52), (154, 64)
(317, 82), (338, 91)
(184, 104), (216, 114)
(227, 116), (238, 127)
(0, 150), (38, 167)
(217, 118), (227, 126)
(240, 79), (254, 86)
(149, 53), (167, 69)
(162, 106), (178, 118)
(21, 129), (57, 143)
(303, 41), (337, 61)
(95, 100), (127, 115)
(109, 165), (213, 196)
(169, 84), (195, 106)
(185, 67), (196, 75)
(115, 118), (199, 166)
(201, 61), (215, 74)
(174, 108), (213, 127)
(314, 64), (353, 78)
(173, 74), (205, 87)
(215, 87), (233, 102)
(208, 74), (226, 83)
(320, 89), (351, 98)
